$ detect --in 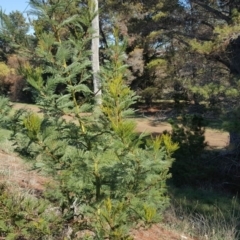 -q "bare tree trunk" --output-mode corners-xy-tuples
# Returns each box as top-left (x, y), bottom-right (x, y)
(91, 0), (101, 104)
